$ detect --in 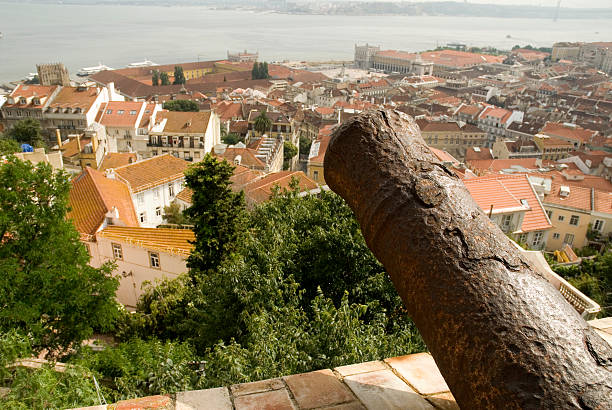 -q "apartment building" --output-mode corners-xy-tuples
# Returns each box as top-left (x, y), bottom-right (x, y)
(416, 119), (487, 161)
(533, 134), (574, 161)
(0, 84), (60, 128)
(91, 226), (193, 308)
(148, 111), (221, 162)
(106, 154), (189, 228)
(464, 174), (552, 250)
